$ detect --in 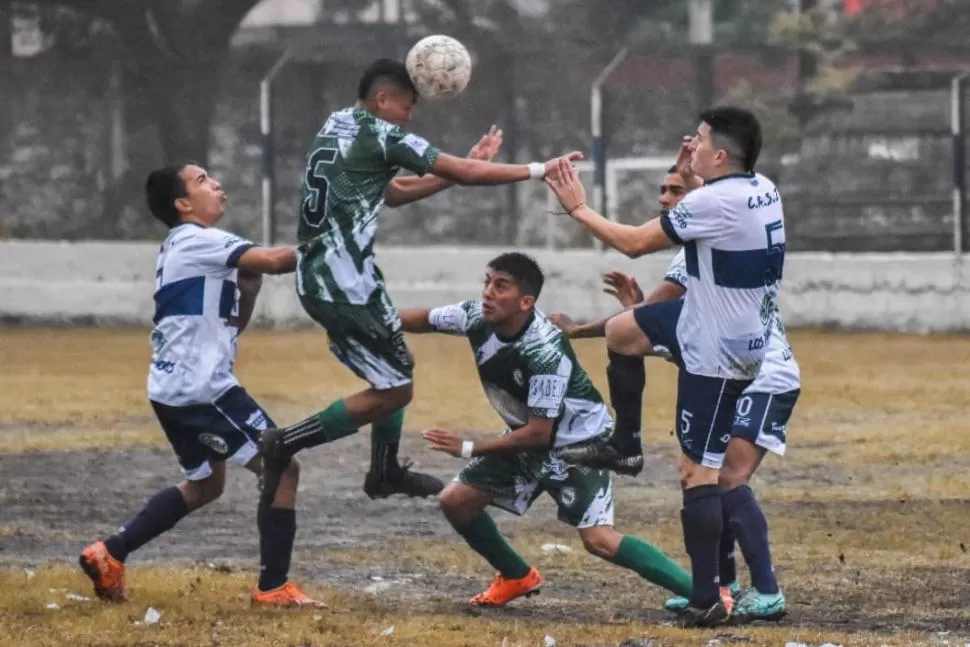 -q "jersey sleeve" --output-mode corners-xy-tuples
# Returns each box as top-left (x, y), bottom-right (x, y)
(660, 187), (726, 244)
(524, 344), (573, 419)
(384, 125), (440, 176)
(663, 249), (689, 288)
(428, 300), (480, 336)
(184, 228), (256, 270)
